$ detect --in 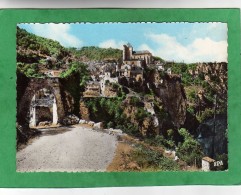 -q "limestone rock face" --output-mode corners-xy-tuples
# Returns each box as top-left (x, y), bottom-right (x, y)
(157, 75), (187, 129)
(139, 117), (159, 136)
(123, 98), (159, 137)
(123, 104), (139, 127)
(192, 62), (227, 98)
(17, 123), (40, 146)
(197, 114), (227, 157)
(79, 101), (90, 121)
(62, 91), (75, 113)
